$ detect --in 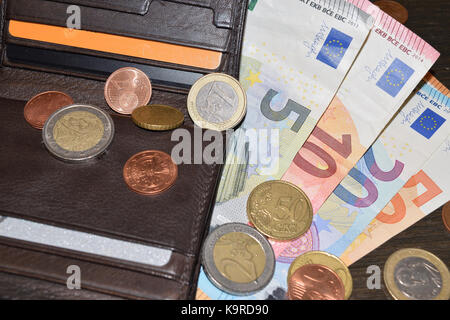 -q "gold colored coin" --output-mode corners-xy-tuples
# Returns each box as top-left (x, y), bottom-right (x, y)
(53, 111), (104, 152)
(187, 73), (247, 131)
(384, 248), (450, 300)
(247, 180), (313, 241)
(287, 251), (353, 299)
(213, 232), (267, 284)
(132, 104), (184, 131)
